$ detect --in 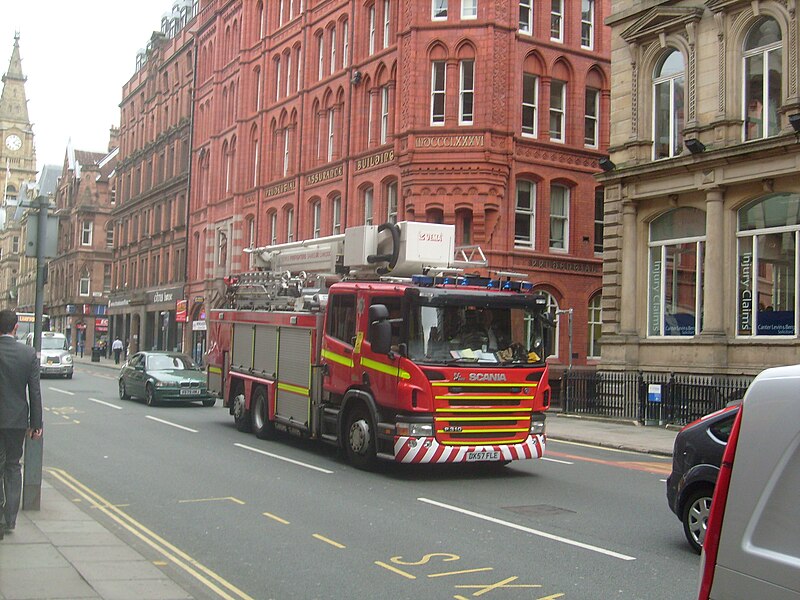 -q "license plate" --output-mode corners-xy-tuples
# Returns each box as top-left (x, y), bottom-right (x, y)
(466, 451), (501, 462)
(180, 389), (201, 396)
